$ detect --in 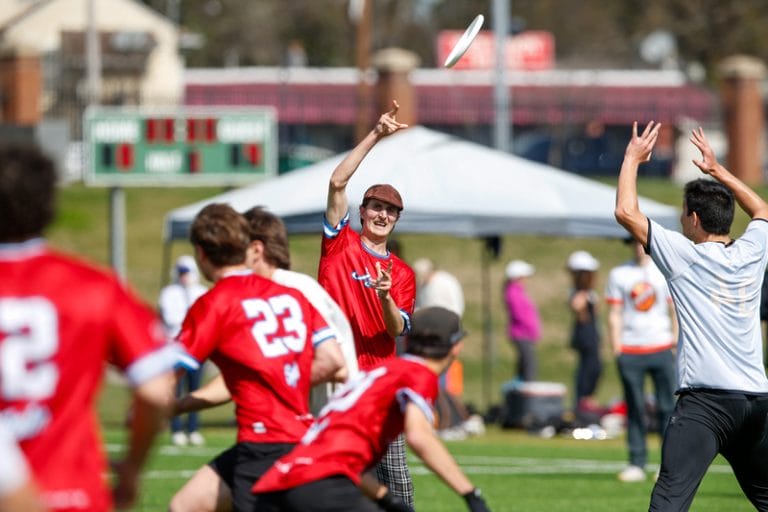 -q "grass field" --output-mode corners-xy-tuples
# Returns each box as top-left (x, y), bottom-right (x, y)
(102, 423), (753, 512)
(54, 177), (768, 511)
